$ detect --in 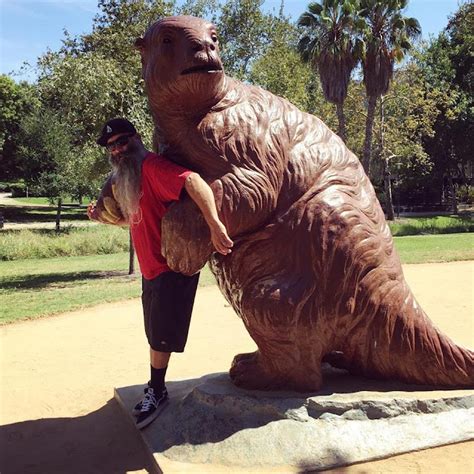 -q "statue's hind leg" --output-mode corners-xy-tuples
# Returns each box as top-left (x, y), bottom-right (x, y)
(229, 278), (324, 392)
(229, 332), (323, 392)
